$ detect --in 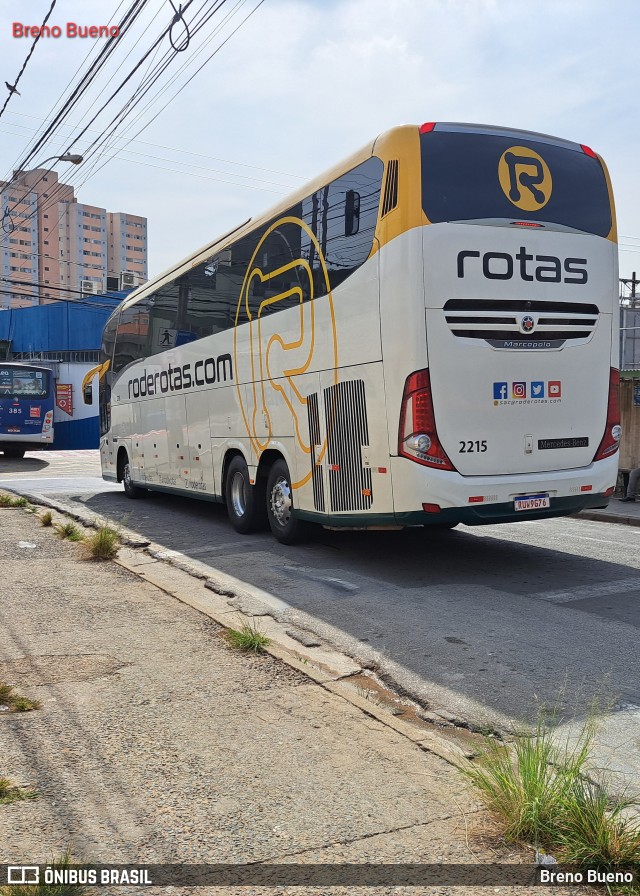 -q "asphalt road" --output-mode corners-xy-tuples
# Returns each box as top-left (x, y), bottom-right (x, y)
(3, 449), (640, 782)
